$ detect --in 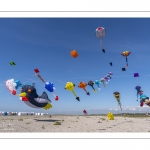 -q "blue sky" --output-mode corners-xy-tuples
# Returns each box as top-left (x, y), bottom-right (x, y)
(0, 18), (150, 114)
